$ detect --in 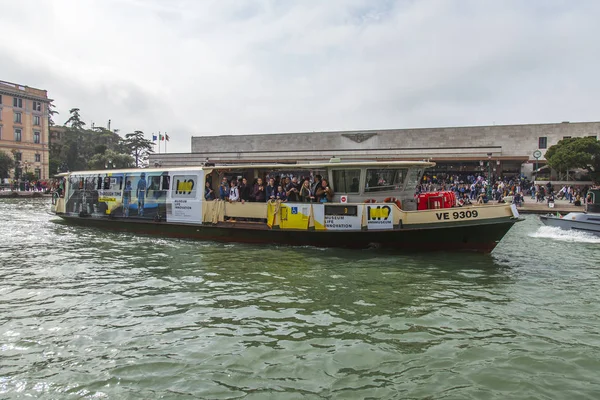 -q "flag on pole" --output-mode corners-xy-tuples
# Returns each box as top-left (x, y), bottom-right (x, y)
(152, 134), (157, 141)
(160, 134), (164, 141)
(165, 134), (170, 141)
